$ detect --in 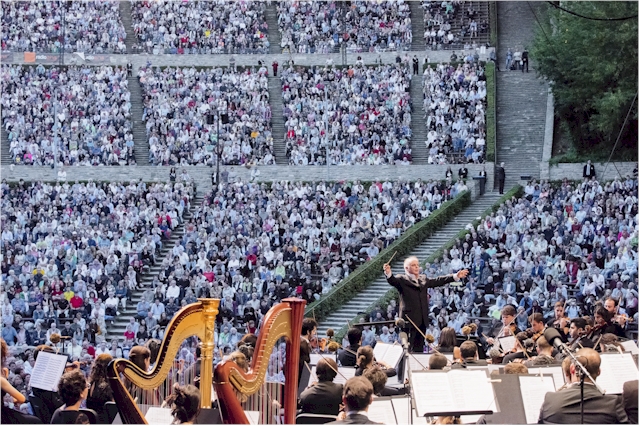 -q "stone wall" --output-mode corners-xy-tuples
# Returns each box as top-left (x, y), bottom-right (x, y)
(548, 162), (637, 181)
